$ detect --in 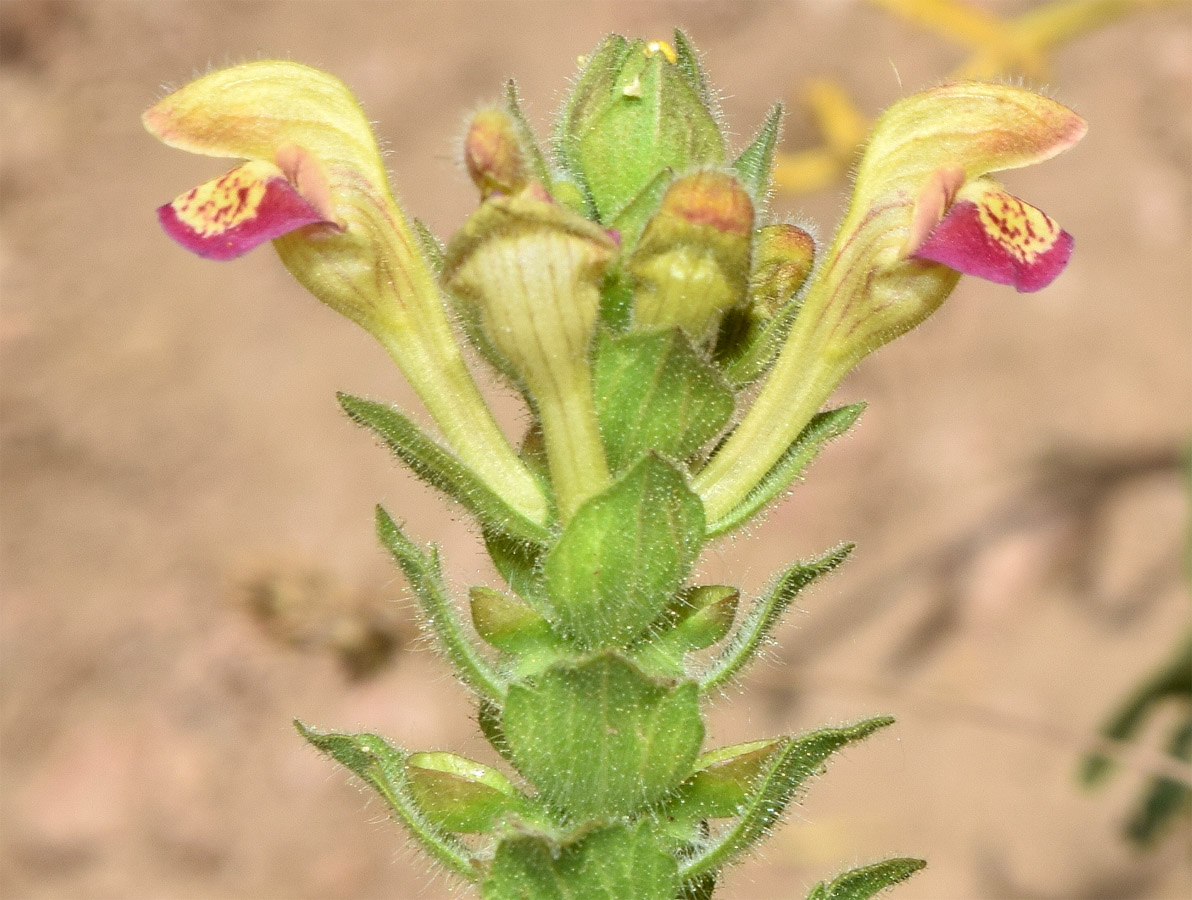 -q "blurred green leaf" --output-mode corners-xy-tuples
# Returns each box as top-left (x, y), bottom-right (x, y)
(805, 857), (927, 900)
